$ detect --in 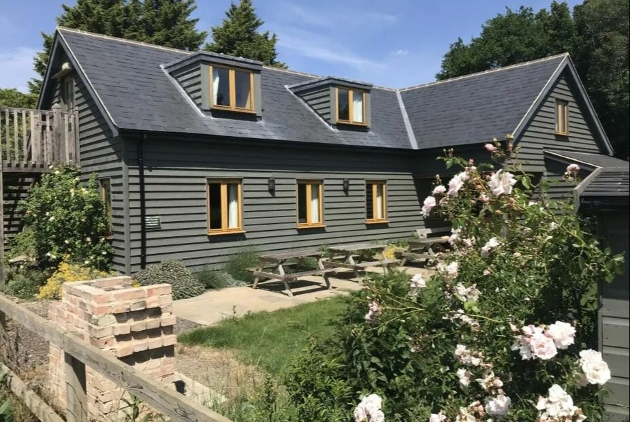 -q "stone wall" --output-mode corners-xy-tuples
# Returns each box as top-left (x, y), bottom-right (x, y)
(48, 276), (176, 420)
